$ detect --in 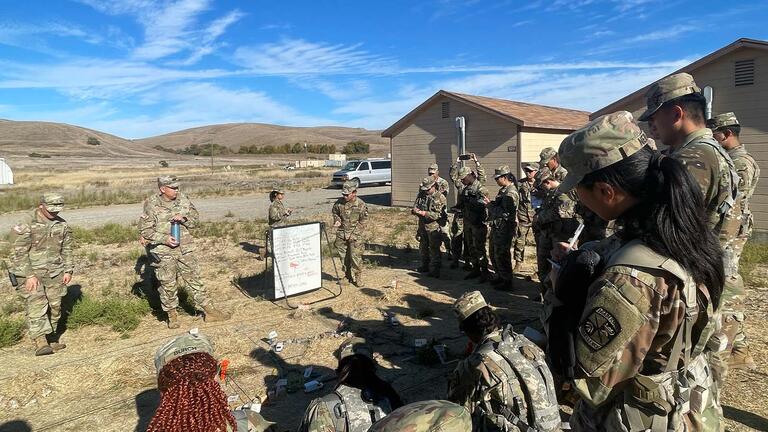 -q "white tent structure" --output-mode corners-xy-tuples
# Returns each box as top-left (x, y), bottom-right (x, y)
(0, 158), (13, 185)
